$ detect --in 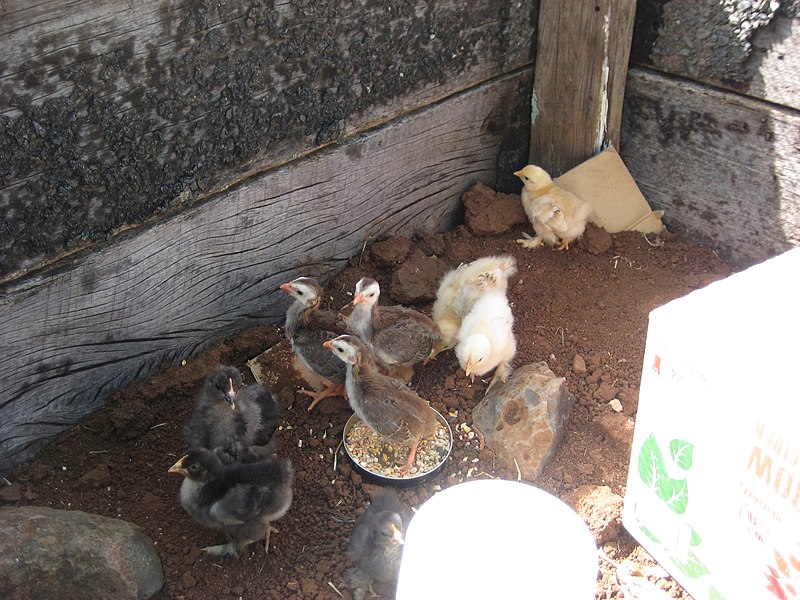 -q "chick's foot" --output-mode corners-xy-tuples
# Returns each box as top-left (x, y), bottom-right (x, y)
(515, 232), (543, 249)
(202, 542), (241, 560)
(299, 383), (346, 411)
(485, 361), (512, 395)
(343, 567), (374, 600)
